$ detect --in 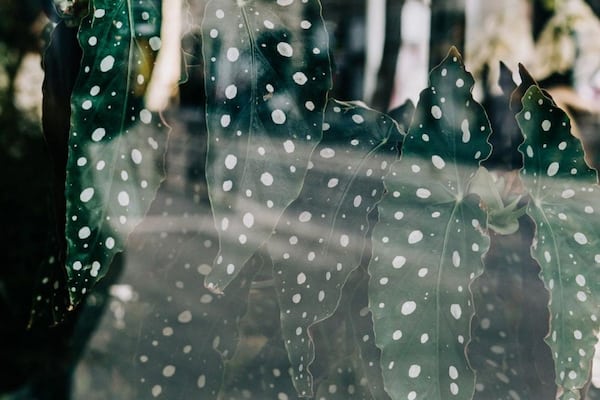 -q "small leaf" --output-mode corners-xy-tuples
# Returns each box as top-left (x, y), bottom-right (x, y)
(469, 168), (525, 235)
(64, 0), (167, 306)
(517, 85), (600, 399)
(369, 48), (492, 400)
(269, 100), (402, 396)
(202, 0), (332, 293)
